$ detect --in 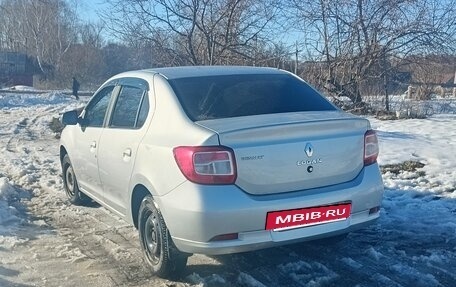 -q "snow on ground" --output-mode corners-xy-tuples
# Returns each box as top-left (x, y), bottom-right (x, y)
(0, 91), (74, 108)
(1, 85), (37, 91)
(372, 114), (456, 195)
(0, 91), (455, 287)
(0, 177), (29, 244)
(368, 95), (456, 117)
